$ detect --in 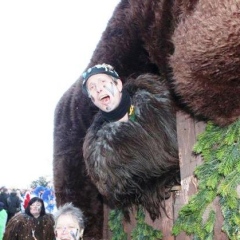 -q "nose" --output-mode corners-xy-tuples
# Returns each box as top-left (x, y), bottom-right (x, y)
(95, 80), (105, 93)
(95, 84), (103, 93)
